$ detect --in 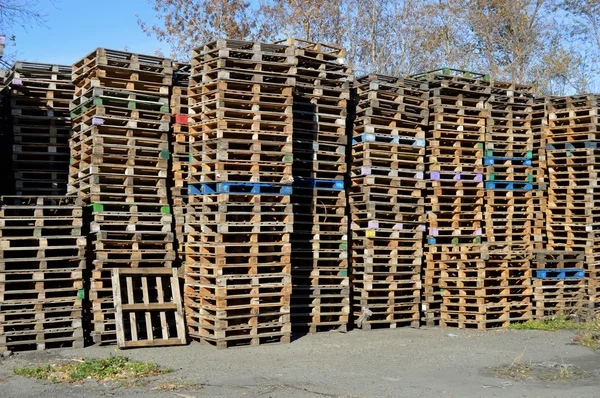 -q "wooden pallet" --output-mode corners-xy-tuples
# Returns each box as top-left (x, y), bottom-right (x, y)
(533, 278), (587, 319)
(112, 268), (186, 348)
